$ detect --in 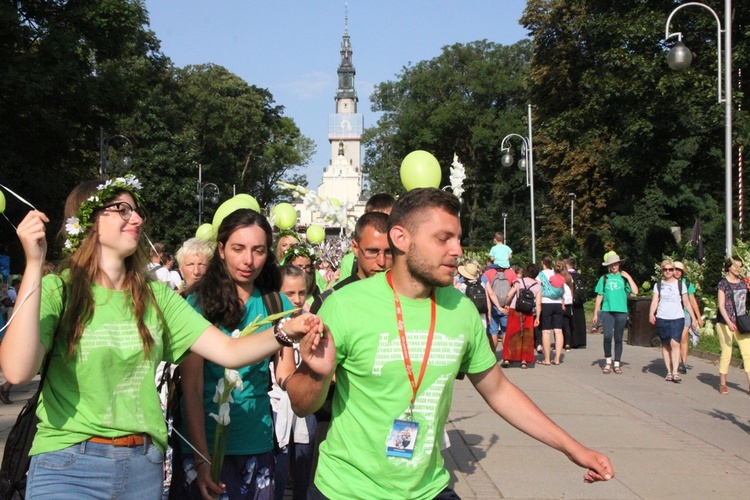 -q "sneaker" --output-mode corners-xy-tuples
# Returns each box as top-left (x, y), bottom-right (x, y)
(0, 390), (11, 405)
(678, 364), (687, 374)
